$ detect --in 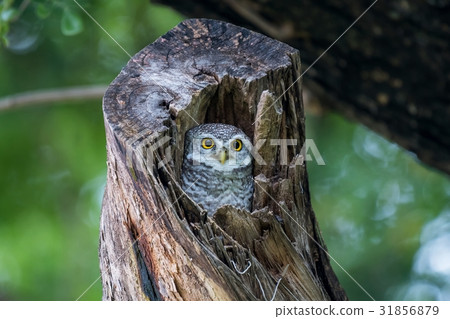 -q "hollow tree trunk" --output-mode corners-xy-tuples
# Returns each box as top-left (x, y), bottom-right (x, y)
(155, 0), (450, 175)
(99, 18), (347, 301)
